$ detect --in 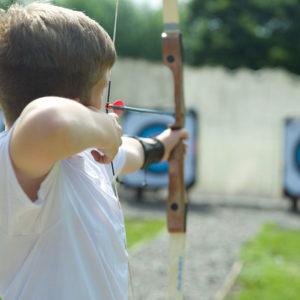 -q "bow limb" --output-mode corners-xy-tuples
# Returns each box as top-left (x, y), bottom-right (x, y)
(162, 1), (187, 299)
